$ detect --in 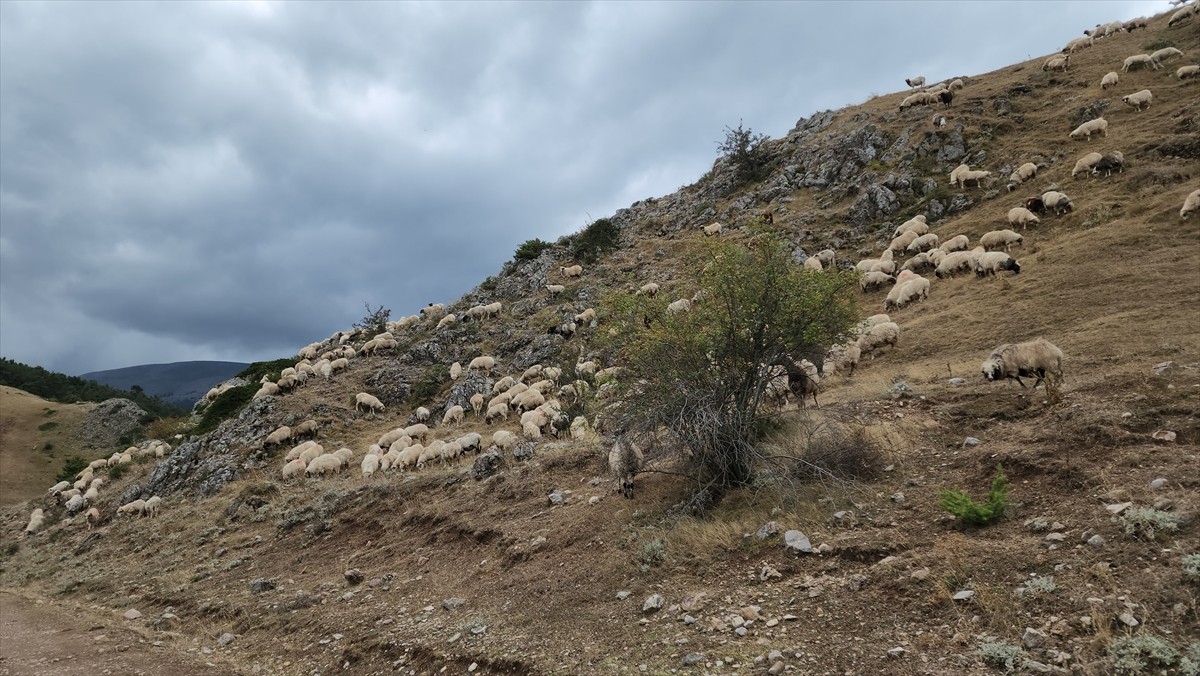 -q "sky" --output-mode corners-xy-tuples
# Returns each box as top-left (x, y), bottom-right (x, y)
(0, 0), (1163, 375)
